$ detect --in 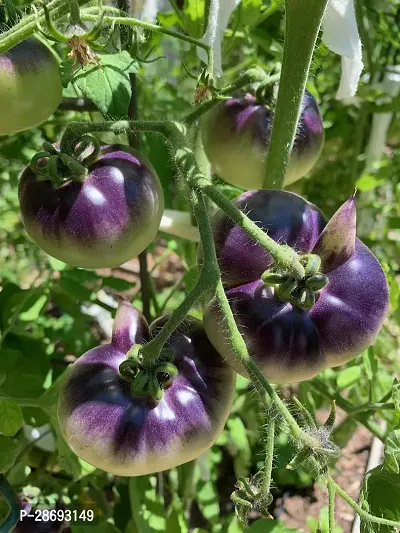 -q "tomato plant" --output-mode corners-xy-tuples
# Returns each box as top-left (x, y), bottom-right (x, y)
(0, 0), (399, 532)
(0, 38), (62, 136)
